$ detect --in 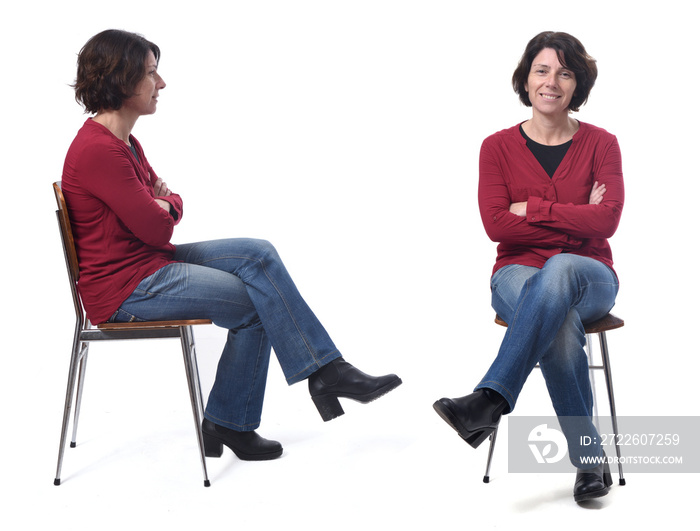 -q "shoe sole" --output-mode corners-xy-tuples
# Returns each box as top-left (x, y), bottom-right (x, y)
(574, 485), (611, 503)
(335, 376), (403, 404)
(202, 431), (283, 461)
(432, 400), (494, 449)
(312, 377), (403, 421)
